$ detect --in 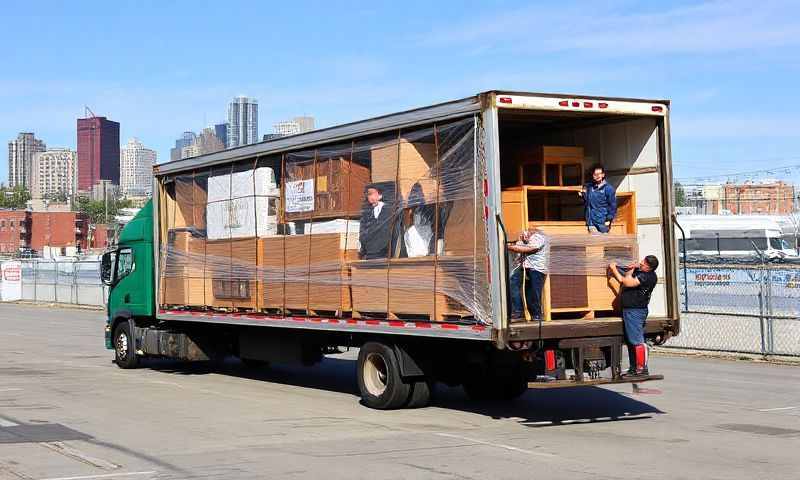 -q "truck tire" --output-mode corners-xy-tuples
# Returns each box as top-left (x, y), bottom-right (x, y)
(357, 342), (411, 409)
(405, 379), (433, 408)
(113, 322), (139, 369)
